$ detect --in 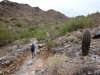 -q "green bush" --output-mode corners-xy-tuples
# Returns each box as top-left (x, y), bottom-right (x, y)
(0, 24), (10, 45)
(12, 34), (20, 40)
(31, 26), (47, 40)
(60, 16), (93, 35)
(19, 29), (30, 39)
(13, 26), (48, 41)
(3, 18), (9, 23)
(45, 40), (54, 50)
(28, 25), (36, 31)
(15, 22), (22, 27)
